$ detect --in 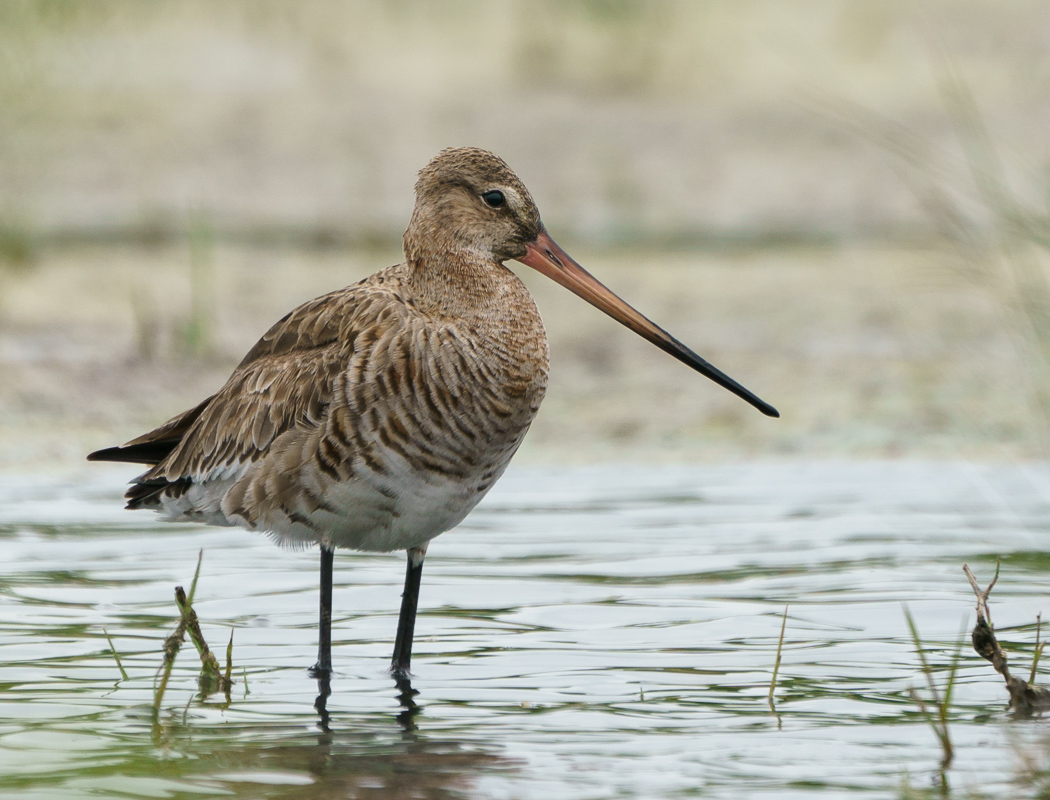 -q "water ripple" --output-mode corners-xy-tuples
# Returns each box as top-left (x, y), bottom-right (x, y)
(1, 461), (1049, 798)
